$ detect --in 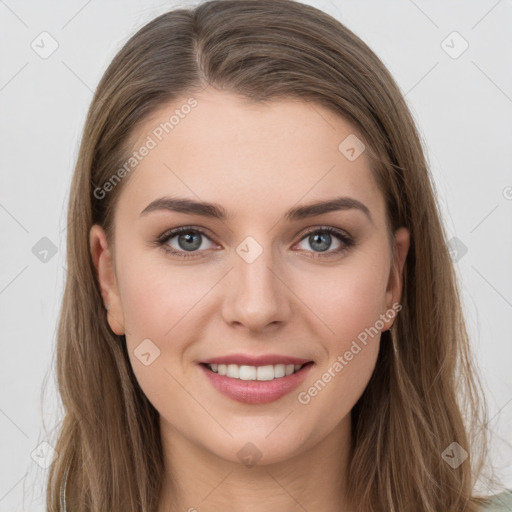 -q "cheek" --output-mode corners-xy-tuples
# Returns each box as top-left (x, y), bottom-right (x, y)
(115, 249), (217, 390)
(115, 250), (202, 410)
(302, 256), (389, 343)
(292, 254), (388, 405)
(293, 263), (386, 431)
(116, 246), (205, 338)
